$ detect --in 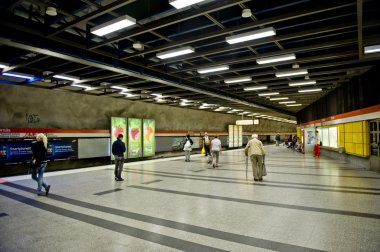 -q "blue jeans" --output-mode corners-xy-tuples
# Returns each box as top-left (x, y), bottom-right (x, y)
(31, 162), (48, 192)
